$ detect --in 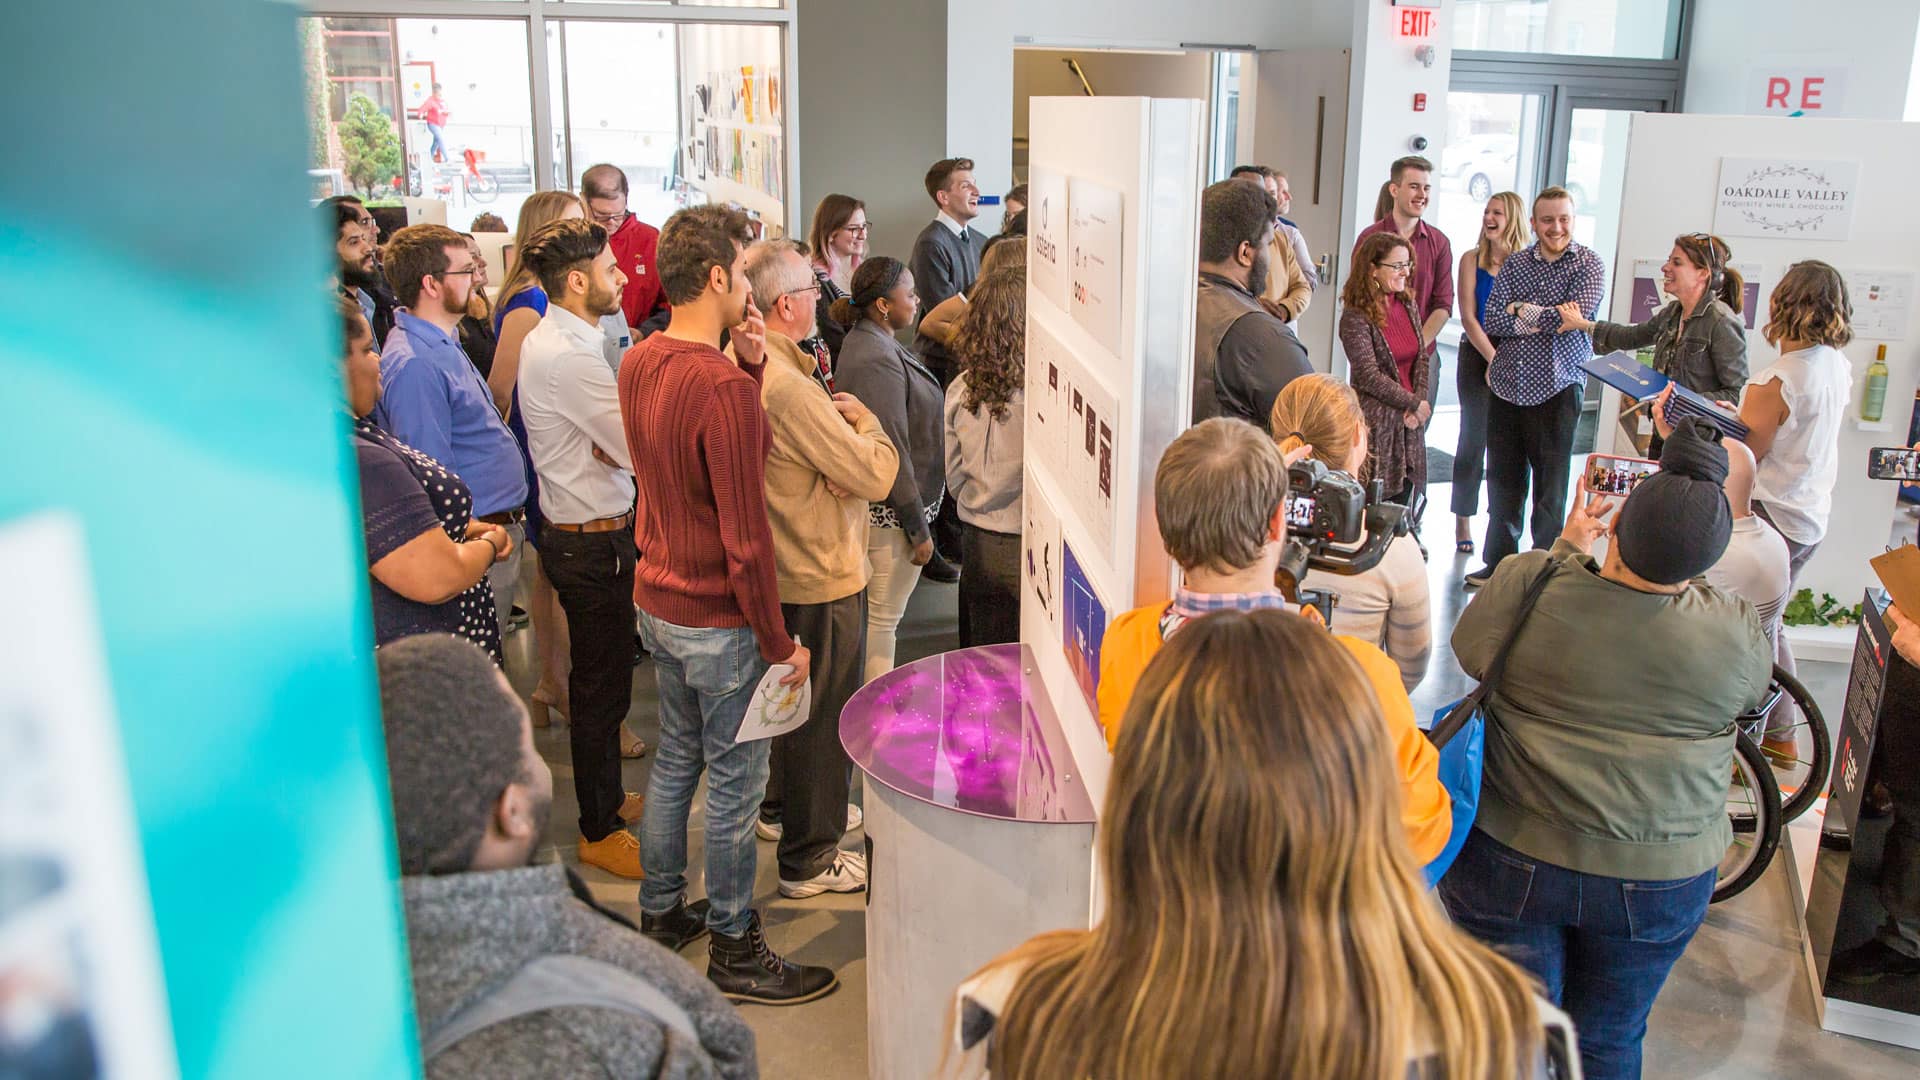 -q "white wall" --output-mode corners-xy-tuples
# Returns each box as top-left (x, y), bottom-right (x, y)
(947, 0), (1353, 205)
(1604, 114), (1920, 630)
(1686, 0), (1920, 120)
(1340, 0), (1455, 243)
(1011, 48), (1214, 142)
